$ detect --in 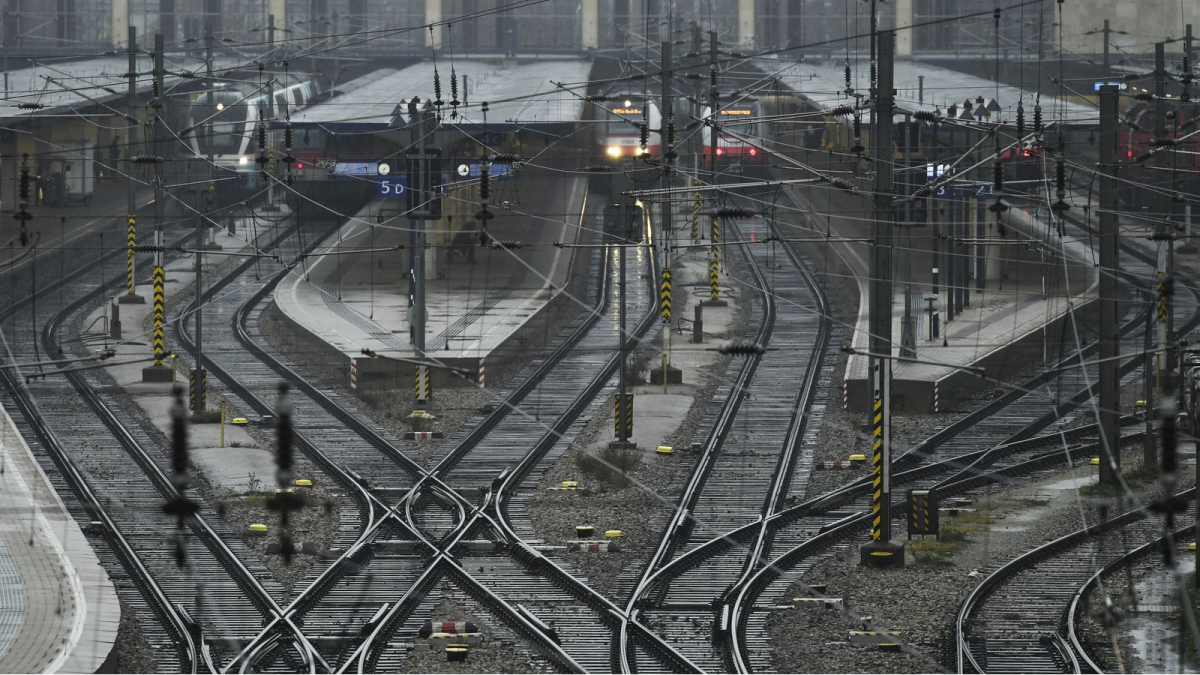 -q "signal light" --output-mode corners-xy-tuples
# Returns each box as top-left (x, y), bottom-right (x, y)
(748, 148), (757, 156)
(716, 148), (724, 156)
(296, 162), (304, 170)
